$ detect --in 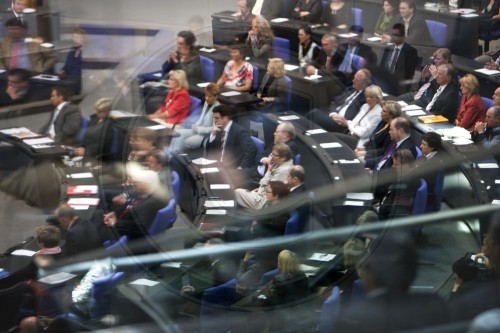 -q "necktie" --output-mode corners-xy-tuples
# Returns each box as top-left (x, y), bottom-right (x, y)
(414, 81), (432, 100)
(220, 130), (226, 162)
(326, 55), (333, 70)
(426, 86), (444, 111)
(339, 47), (353, 73)
(389, 47), (400, 73)
(376, 144), (397, 170)
(9, 41), (21, 69)
(336, 91), (358, 117)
